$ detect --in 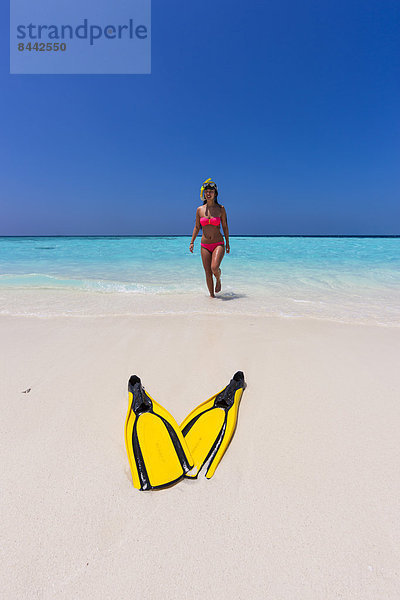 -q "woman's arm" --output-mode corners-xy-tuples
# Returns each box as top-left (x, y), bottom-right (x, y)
(221, 206), (230, 253)
(189, 208), (201, 252)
